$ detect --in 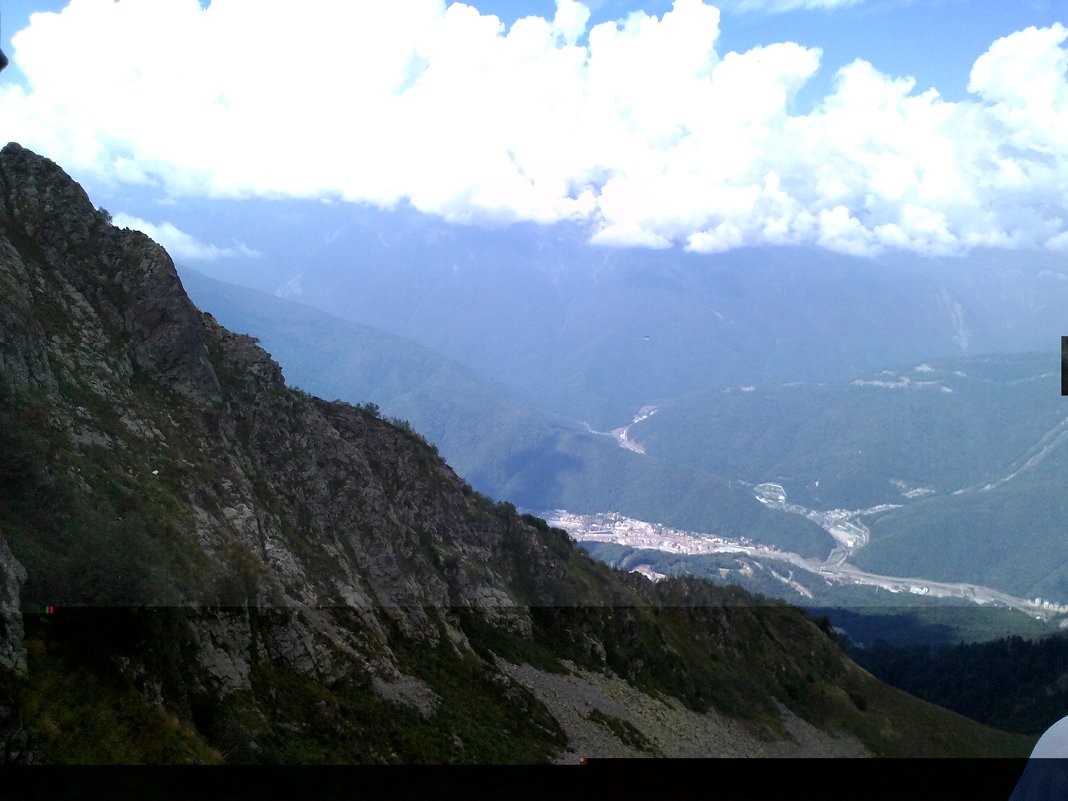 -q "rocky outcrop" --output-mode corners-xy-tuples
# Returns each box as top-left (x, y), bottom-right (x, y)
(0, 142), (220, 402)
(0, 530), (26, 677)
(0, 141), (1034, 763)
(0, 528), (29, 765)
